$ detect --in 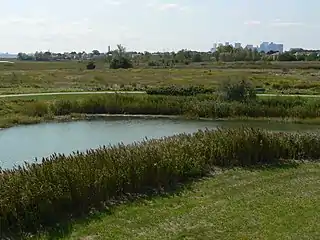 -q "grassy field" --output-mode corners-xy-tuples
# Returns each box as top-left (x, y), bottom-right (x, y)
(1, 61), (320, 95)
(33, 163), (320, 240)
